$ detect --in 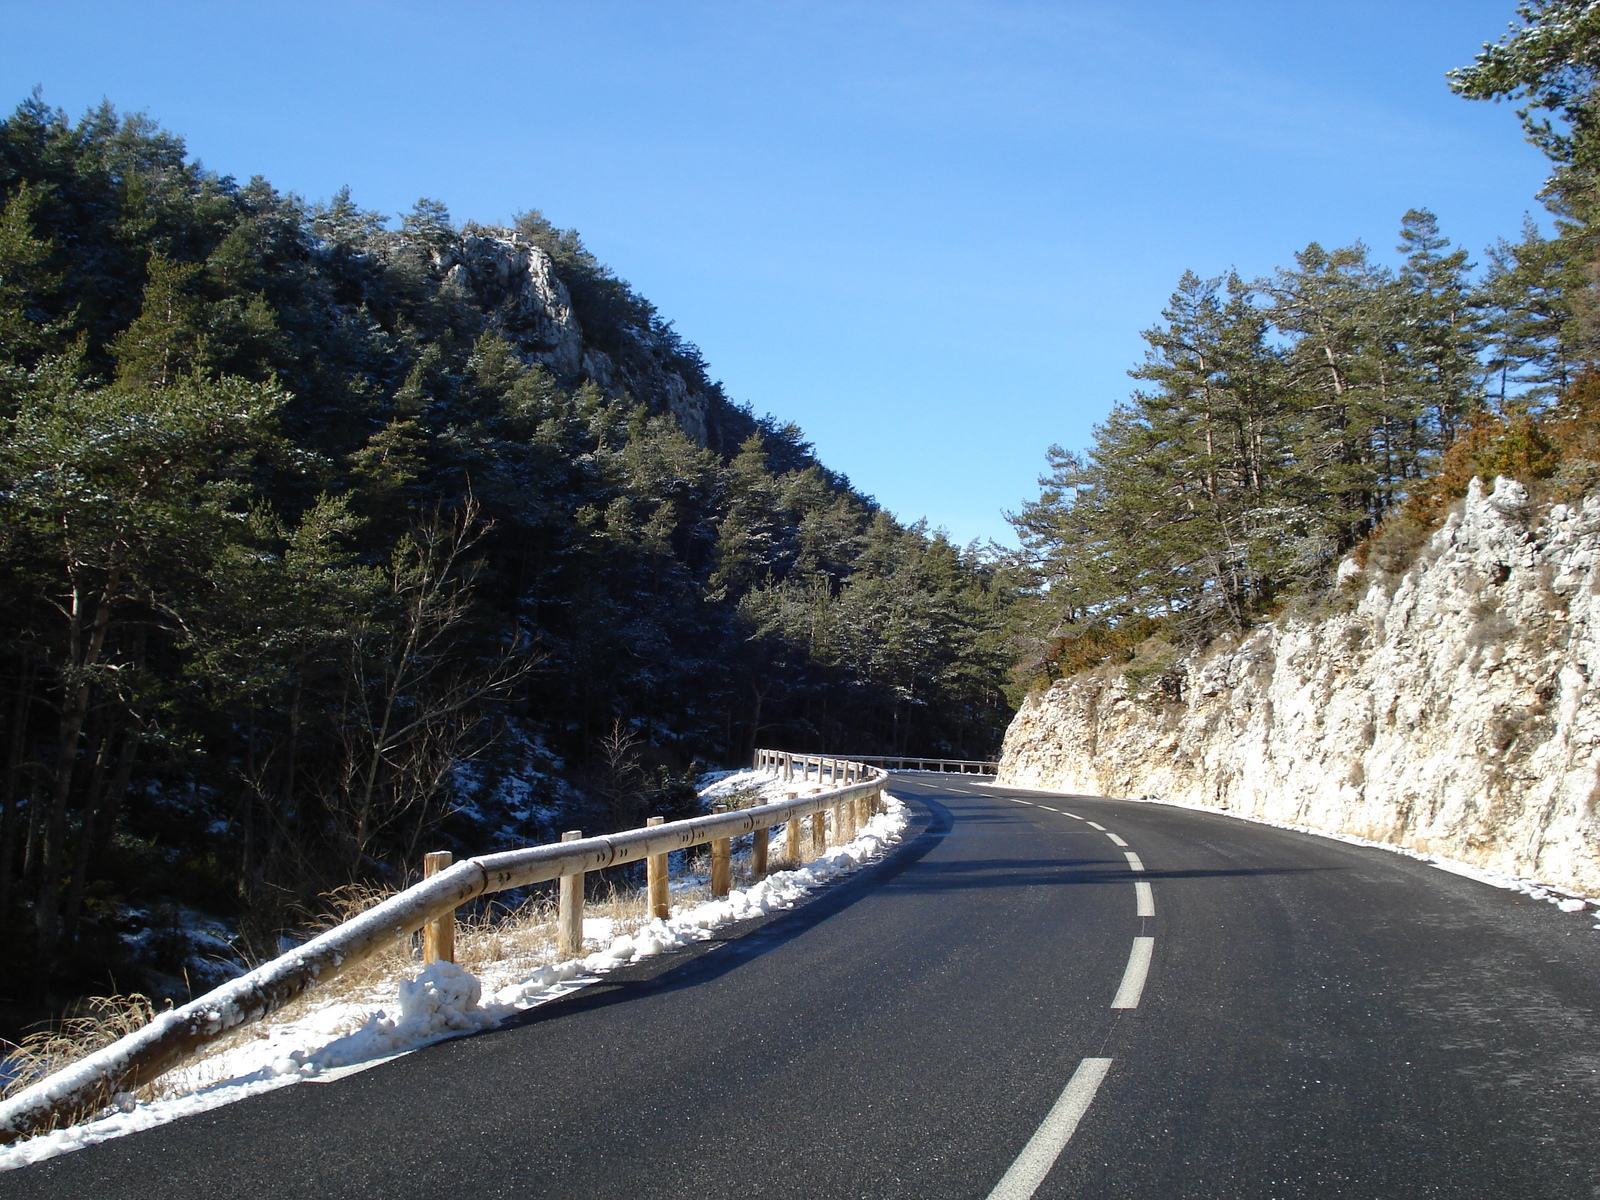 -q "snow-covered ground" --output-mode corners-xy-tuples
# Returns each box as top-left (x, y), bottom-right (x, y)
(0, 772), (907, 1171)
